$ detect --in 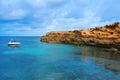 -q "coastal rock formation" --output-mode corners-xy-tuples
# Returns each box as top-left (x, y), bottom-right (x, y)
(41, 22), (120, 53)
